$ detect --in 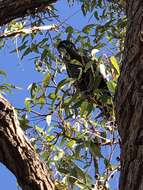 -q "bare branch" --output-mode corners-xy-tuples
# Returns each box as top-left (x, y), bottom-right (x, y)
(0, 24), (59, 38)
